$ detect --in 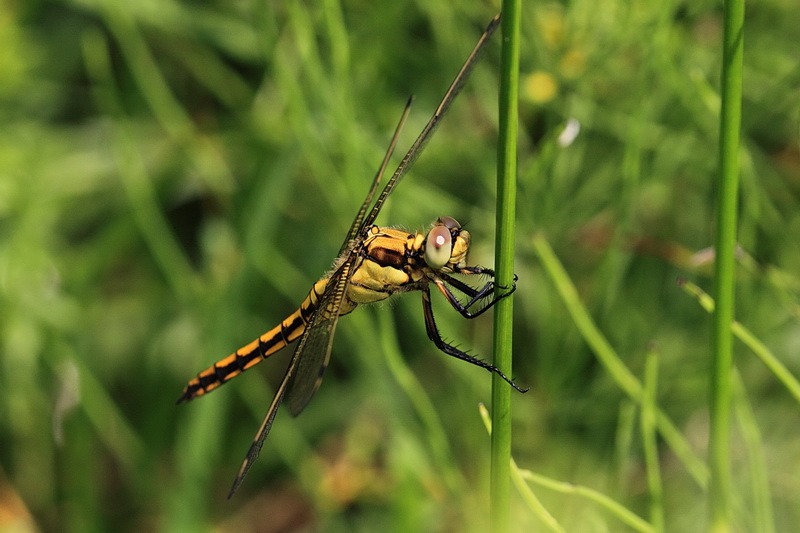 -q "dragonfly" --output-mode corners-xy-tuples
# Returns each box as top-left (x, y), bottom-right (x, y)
(177, 13), (527, 498)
